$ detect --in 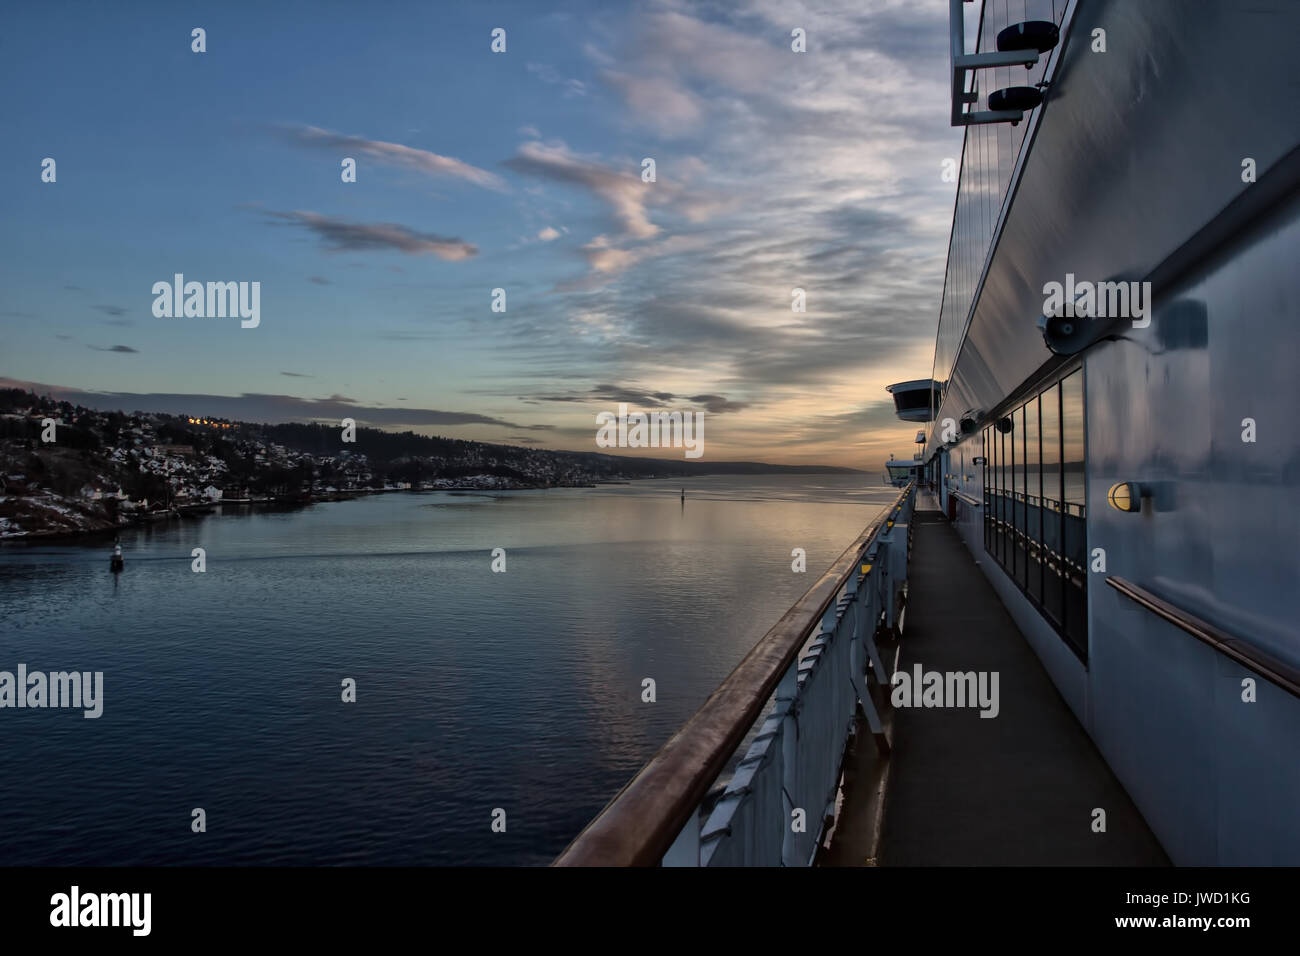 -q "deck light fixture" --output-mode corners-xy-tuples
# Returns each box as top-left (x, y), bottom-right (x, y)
(1107, 482), (1145, 513)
